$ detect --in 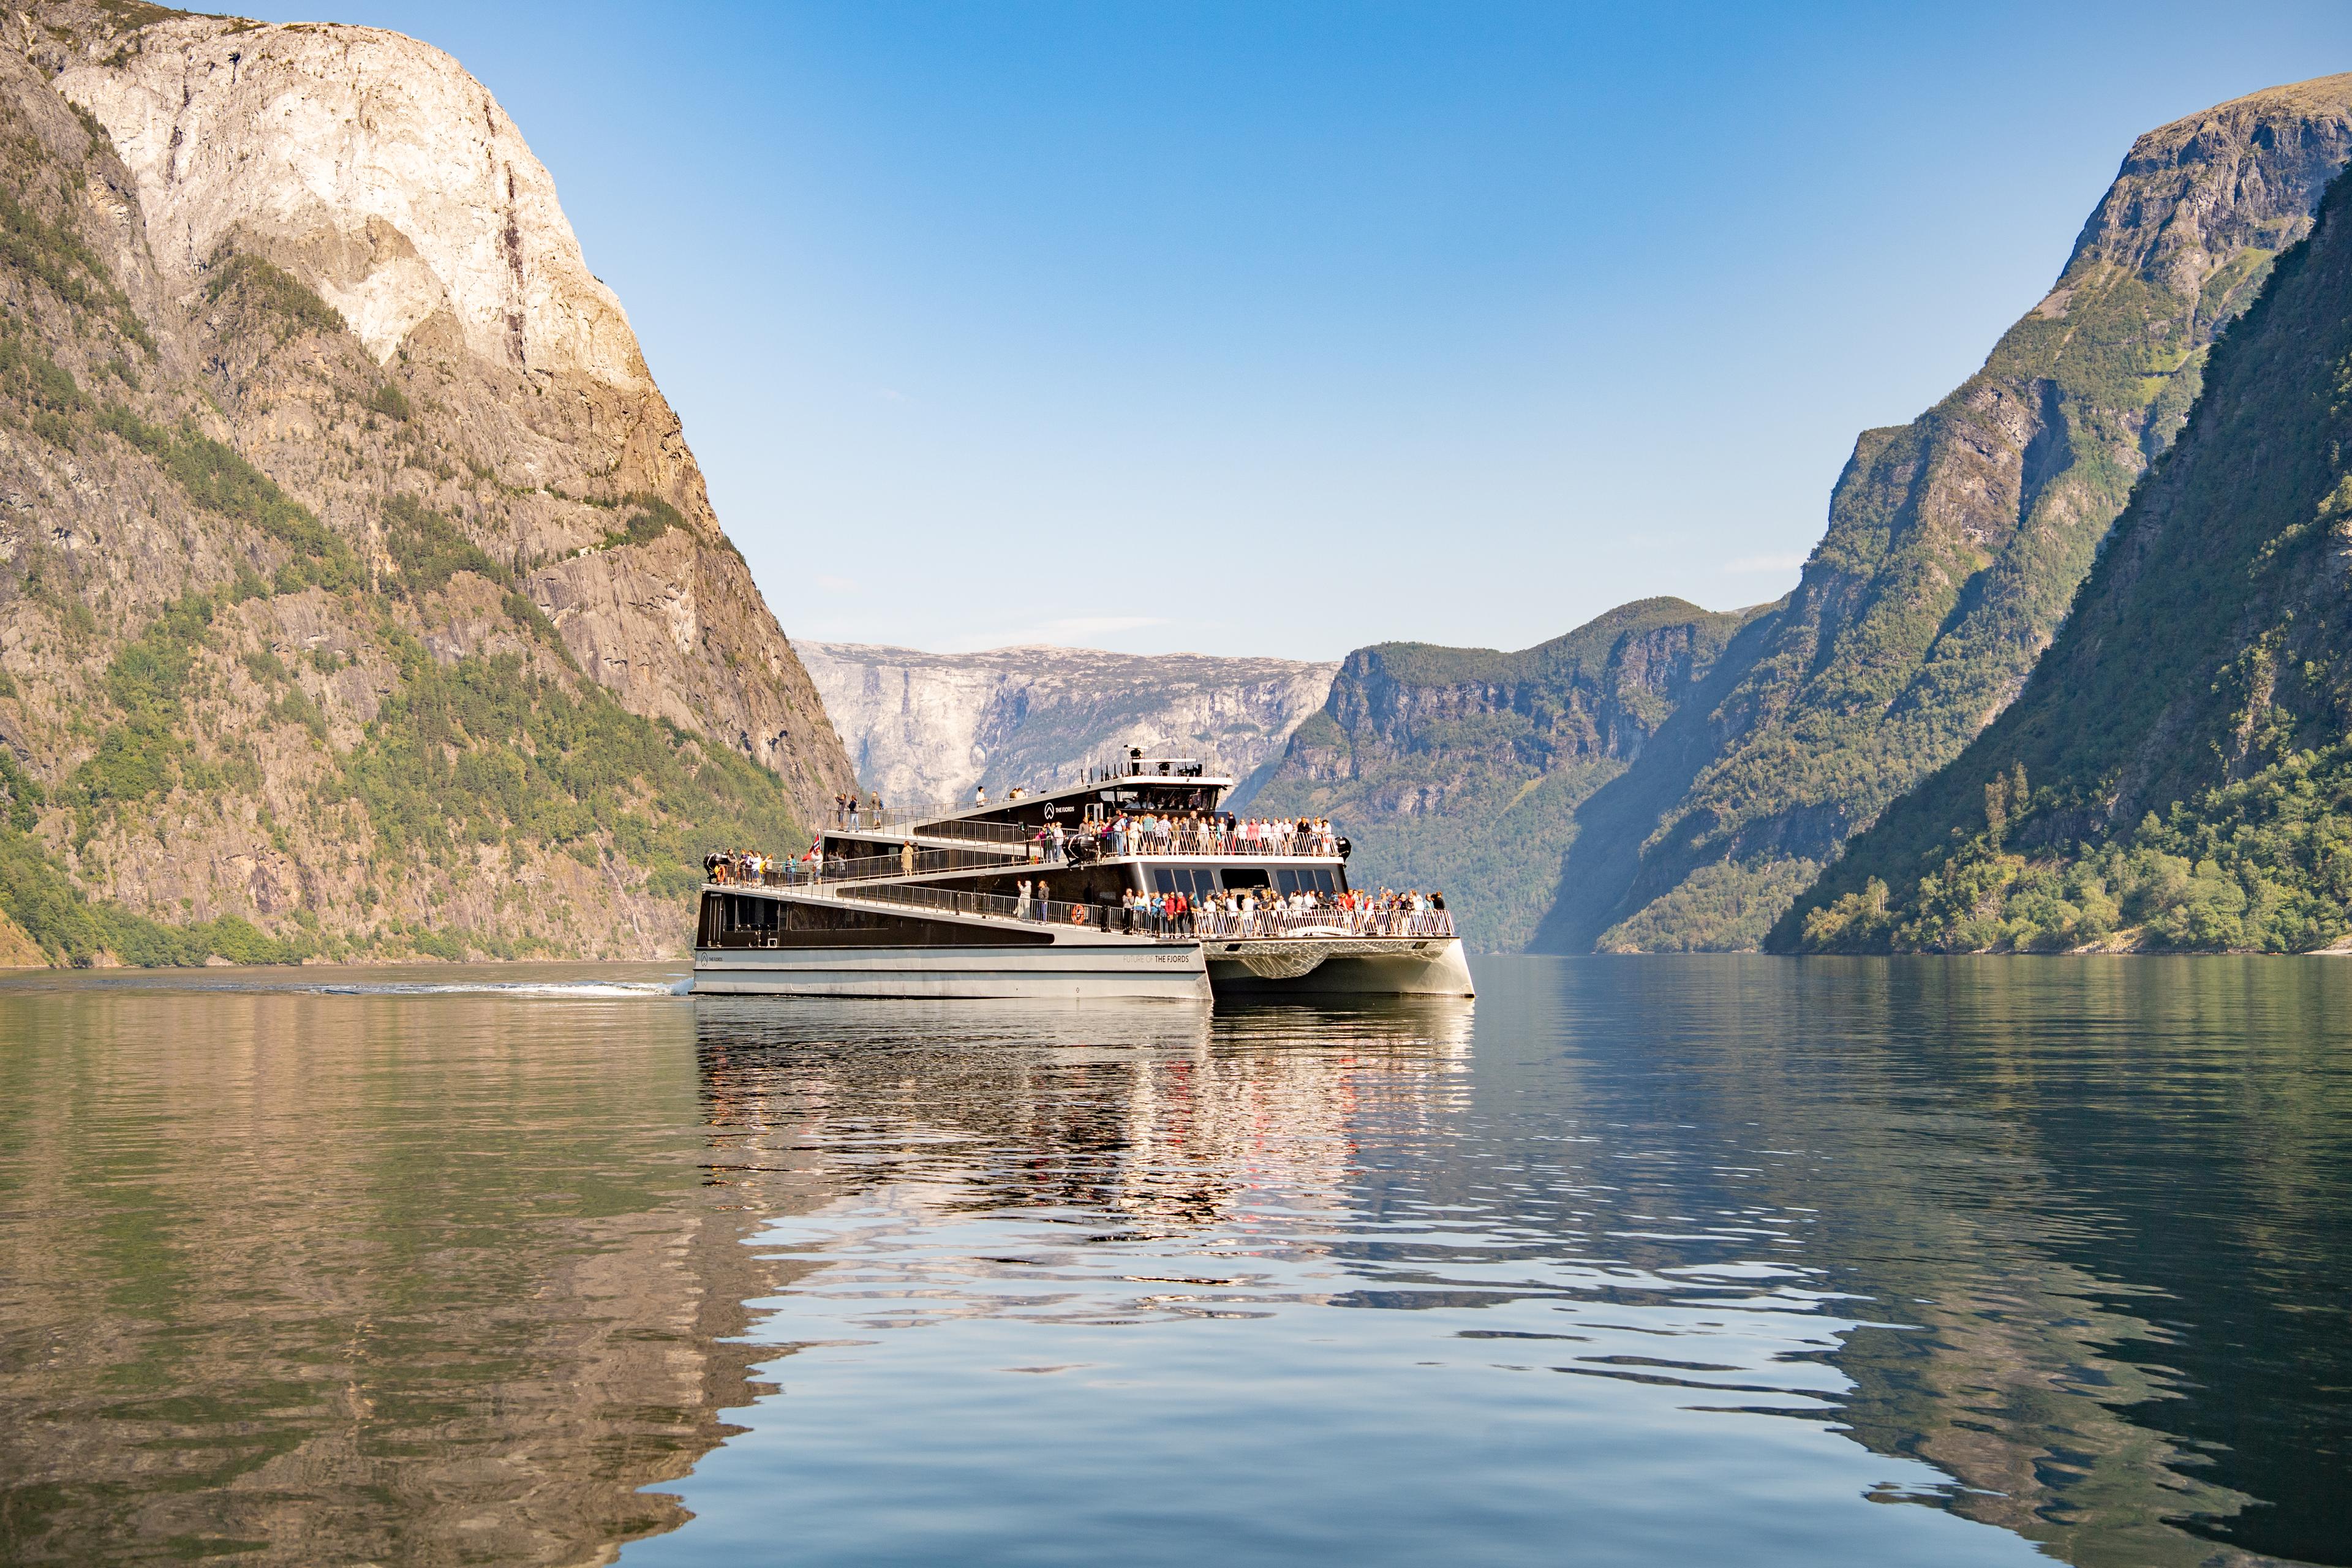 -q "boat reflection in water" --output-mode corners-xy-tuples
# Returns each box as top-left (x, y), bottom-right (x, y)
(3, 962), (2343, 1567)
(694, 993), (1475, 1243)
(662, 966), (2341, 1568)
